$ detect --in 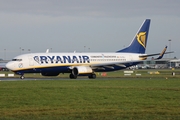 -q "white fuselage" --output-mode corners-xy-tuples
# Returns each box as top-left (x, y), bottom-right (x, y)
(6, 52), (143, 73)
